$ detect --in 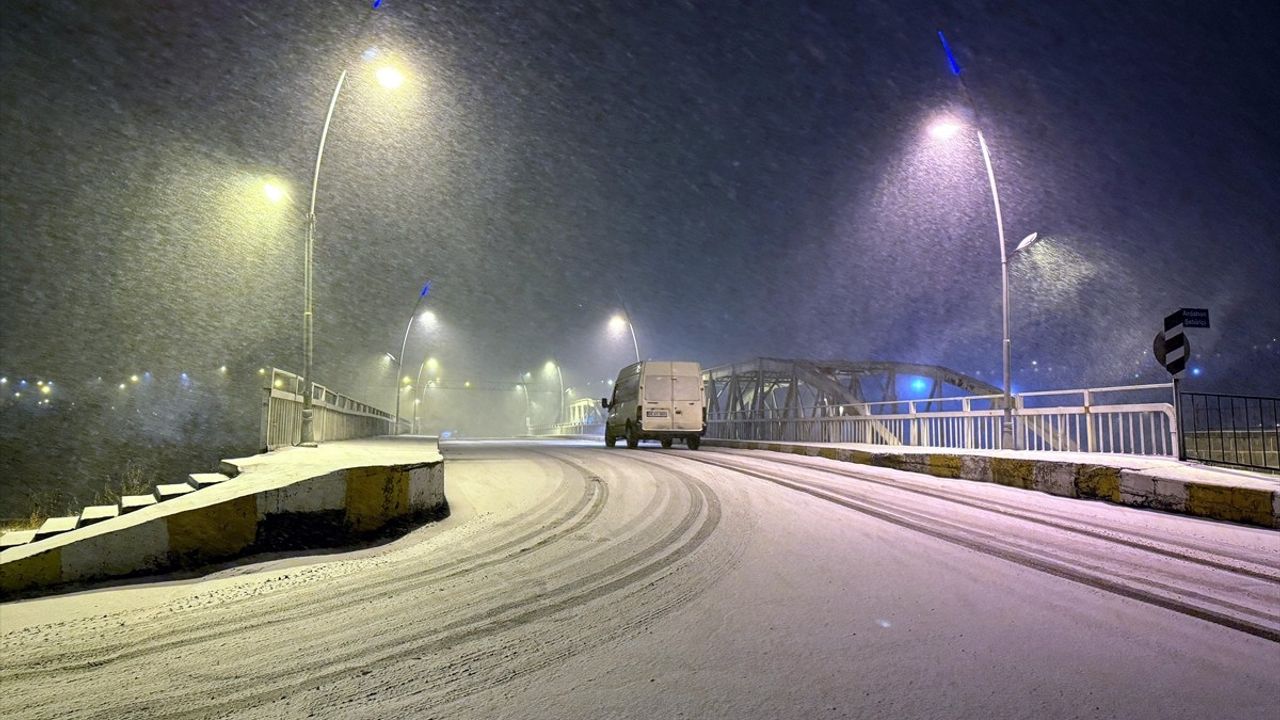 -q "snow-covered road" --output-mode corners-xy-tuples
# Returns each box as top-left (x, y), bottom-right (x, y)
(2, 439), (1277, 719)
